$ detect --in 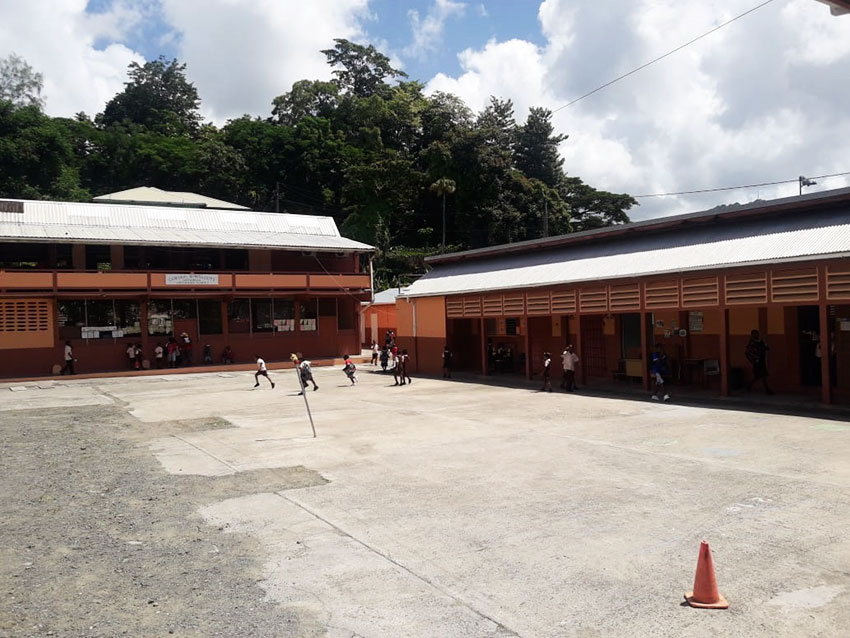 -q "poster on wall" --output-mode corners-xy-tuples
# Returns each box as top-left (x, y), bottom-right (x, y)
(274, 319), (295, 332)
(300, 318), (317, 332)
(689, 311), (704, 333)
